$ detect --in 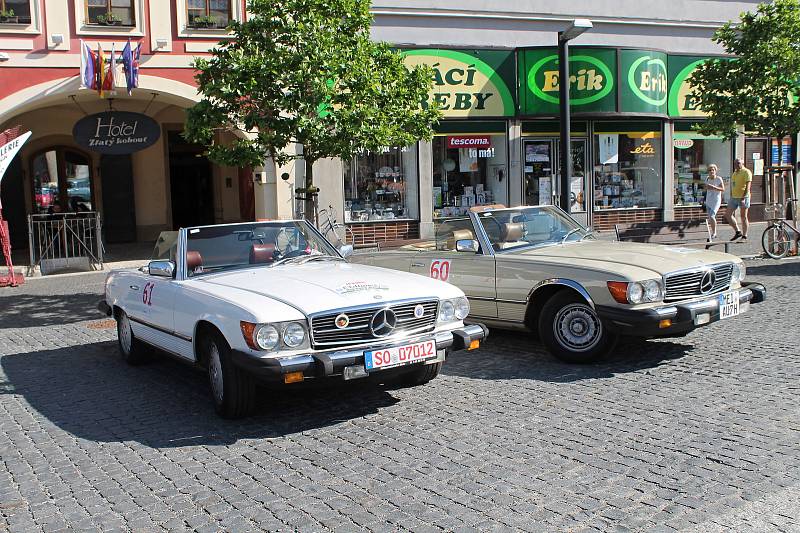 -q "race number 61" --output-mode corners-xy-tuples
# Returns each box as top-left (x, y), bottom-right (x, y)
(430, 259), (451, 282)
